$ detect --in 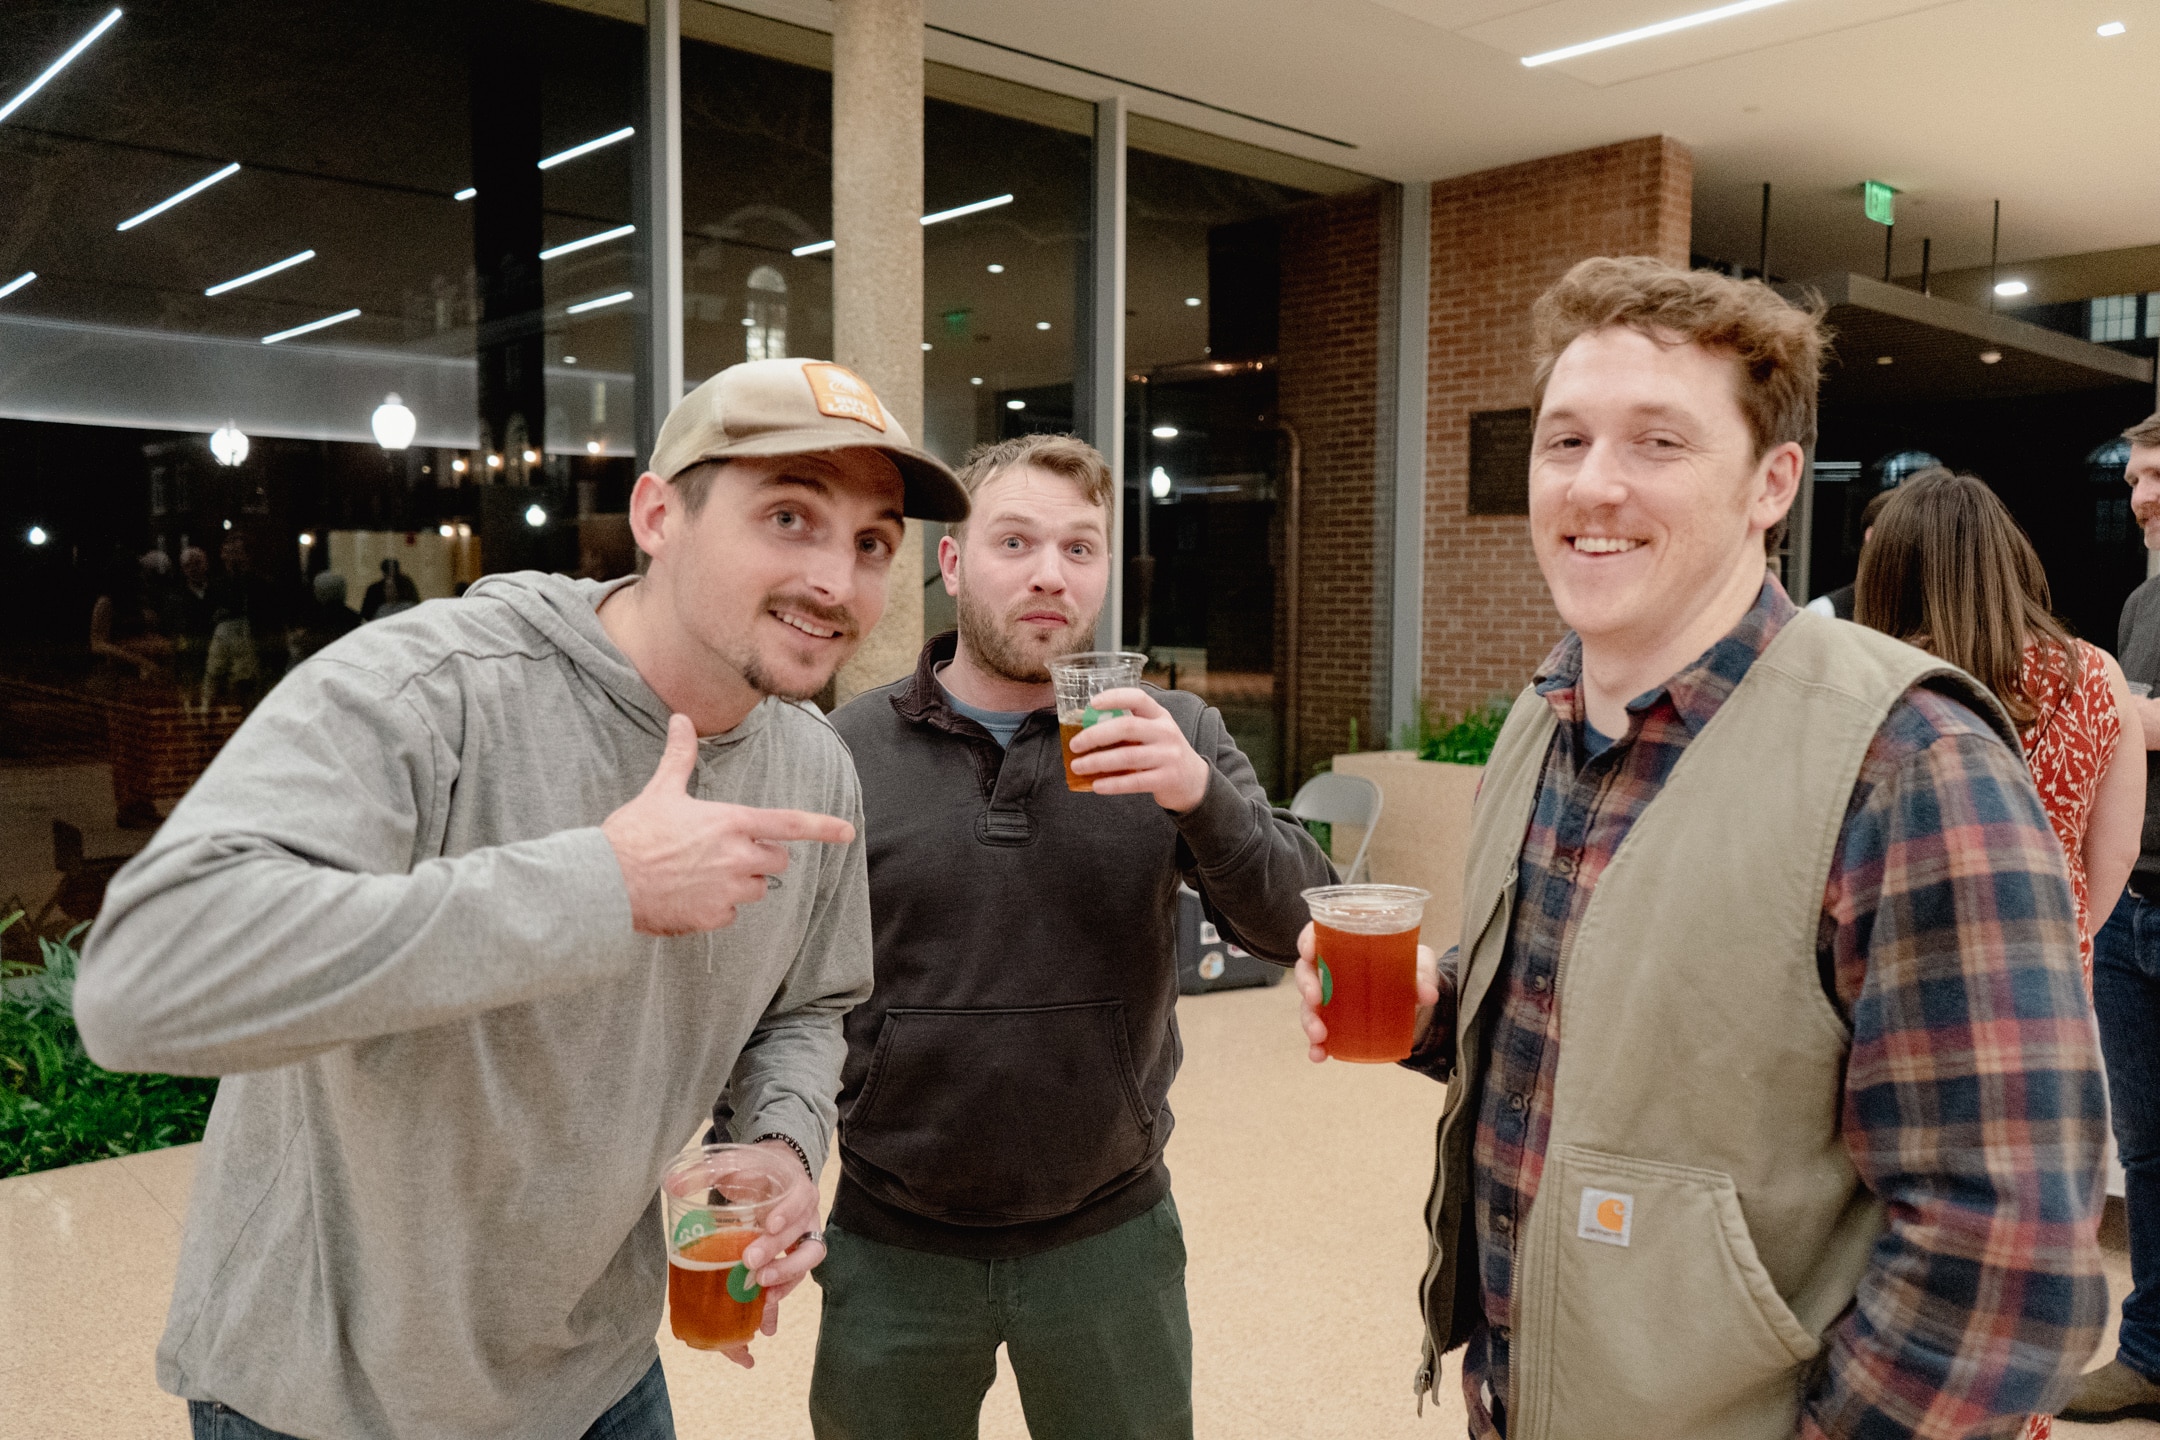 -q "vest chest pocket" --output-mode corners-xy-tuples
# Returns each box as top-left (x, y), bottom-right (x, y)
(1513, 1144), (1820, 1440)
